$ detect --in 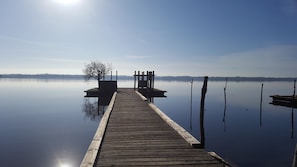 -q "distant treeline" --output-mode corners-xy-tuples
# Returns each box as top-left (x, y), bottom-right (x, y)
(0, 74), (85, 80)
(157, 76), (297, 82)
(0, 74), (296, 82)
